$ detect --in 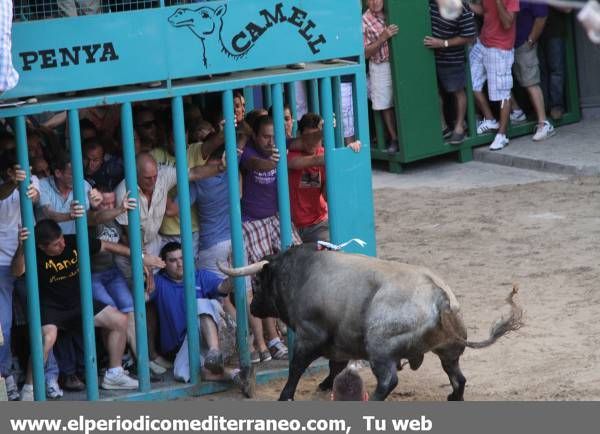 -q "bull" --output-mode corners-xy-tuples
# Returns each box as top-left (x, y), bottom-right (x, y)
(219, 244), (523, 401)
